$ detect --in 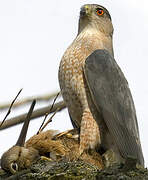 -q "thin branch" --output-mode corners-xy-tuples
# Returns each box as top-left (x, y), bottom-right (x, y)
(48, 92), (60, 112)
(0, 89), (23, 127)
(0, 91), (60, 111)
(39, 107), (60, 133)
(36, 113), (48, 134)
(37, 92), (60, 134)
(0, 101), (66, 130)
